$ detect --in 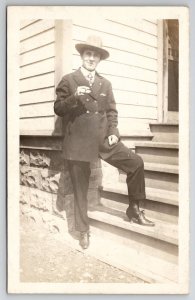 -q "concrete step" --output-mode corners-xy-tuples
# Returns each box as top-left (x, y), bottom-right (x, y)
(100, 183), (178, 224)
(149, 123), (179, 143)
(118, 162), (179, 191)
(40, 210), (178, 284)
(135, 141), (179, 165)
(21, 201), (178, 284)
